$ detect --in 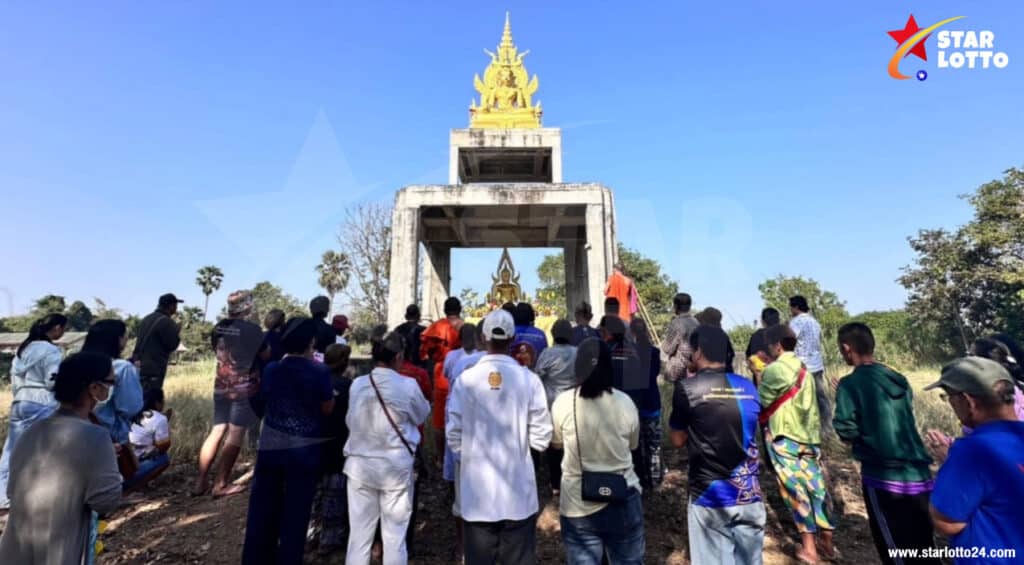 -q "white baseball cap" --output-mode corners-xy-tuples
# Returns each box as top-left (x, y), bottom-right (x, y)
(482, 309), (516, 340)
